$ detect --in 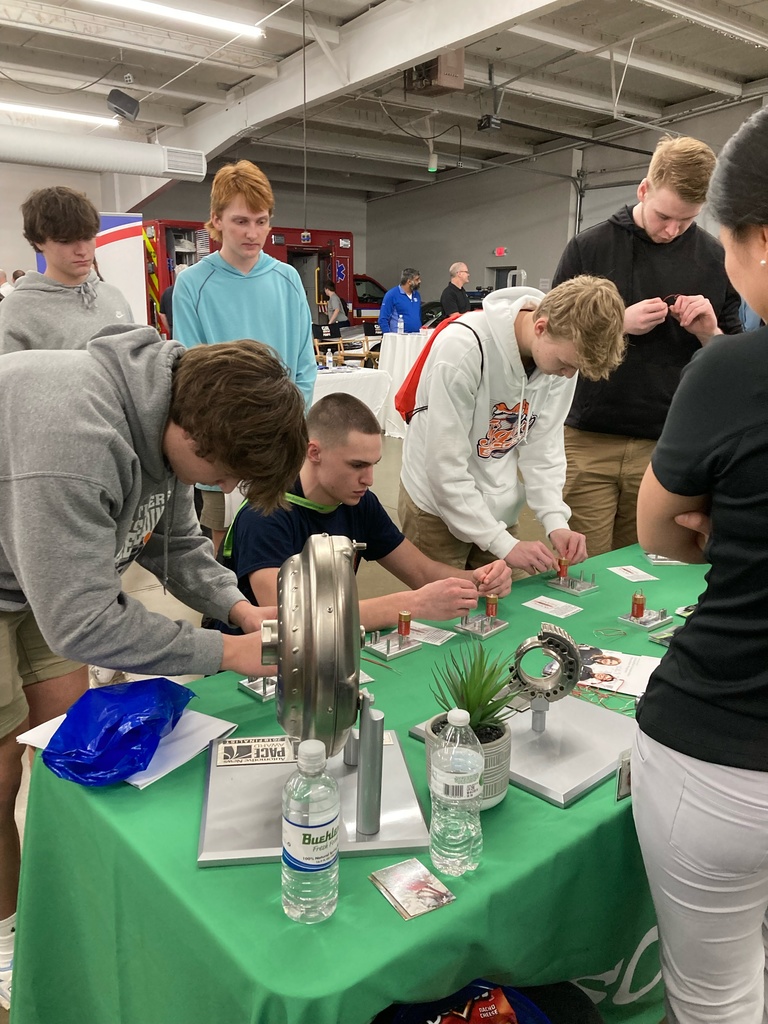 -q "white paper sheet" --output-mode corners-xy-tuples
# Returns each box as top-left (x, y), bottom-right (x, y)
(522, 595), (583, 619)
(17, 708), (237, 789)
